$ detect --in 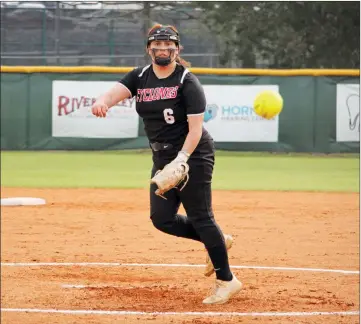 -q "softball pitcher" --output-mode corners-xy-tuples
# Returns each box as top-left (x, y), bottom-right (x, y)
(91, 24), (242, 304)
